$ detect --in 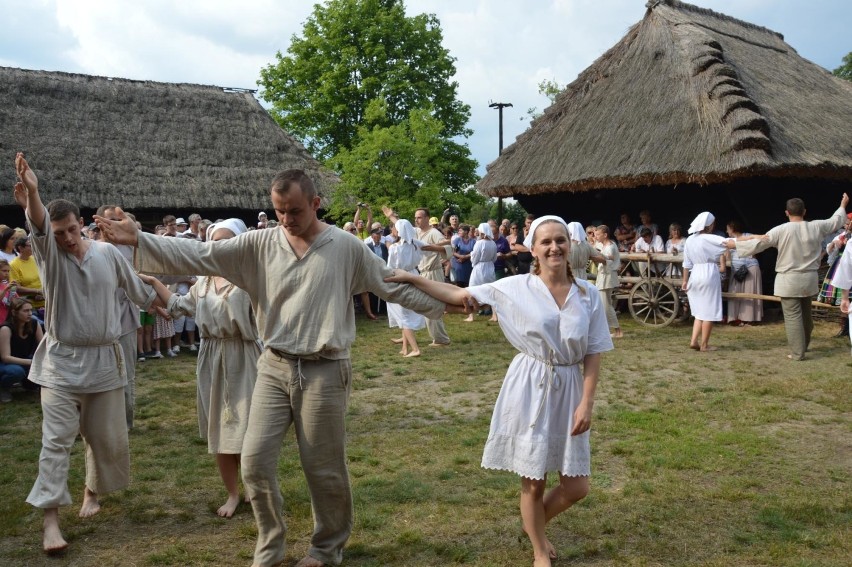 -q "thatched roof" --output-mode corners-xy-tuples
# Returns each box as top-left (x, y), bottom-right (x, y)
(0, 66), (337, 210)
(478, 0), (852, 198)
